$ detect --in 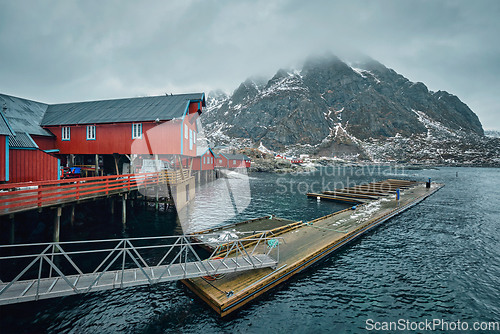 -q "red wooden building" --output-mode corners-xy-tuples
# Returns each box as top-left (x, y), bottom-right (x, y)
(1, 94), (60, 183)
(0, 92), (205, 182)
(41, 93), (205, 173)
(193, 148), (216, 171)
(216, 153), (251, 169)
